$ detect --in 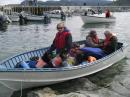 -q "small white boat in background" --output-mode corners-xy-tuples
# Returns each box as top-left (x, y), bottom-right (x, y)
(26, 15), (45, 21)
(45, 10), (66, 19)
(81, 13), (116, 24)
(8, 15), (19, 22)
(47, 13), (62, 19)
(46, 10), (62, 19)
(8, 12), (20, 22)
(19, 11), (45, 21)
(0, 11), (11, 24)
(25, 14), (51, 23)
(0, 40), (128, 91)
